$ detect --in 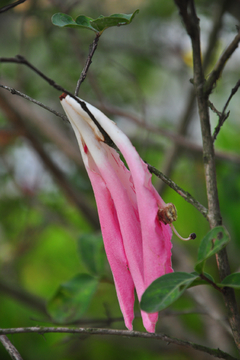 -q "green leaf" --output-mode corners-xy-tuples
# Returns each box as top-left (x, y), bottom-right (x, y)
(218, 273), (240, 289)
(51, 10), (139, 33)
(140, 272), (199, 313)
(75, 15), (96, 31)
(90, 10), (139, 32)
(195, 226), (230, 273)
(51, 13), (83, 28)
(77, 233), (105, 276)
(47, 273), (98, 323)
